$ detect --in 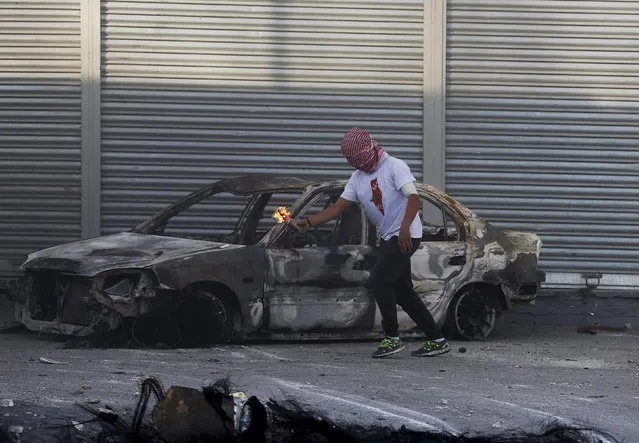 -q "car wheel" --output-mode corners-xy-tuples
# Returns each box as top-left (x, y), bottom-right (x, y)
(175, 289), (237, 346)
(131, 312), (181, 348)
(445, 286), (496, 341)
